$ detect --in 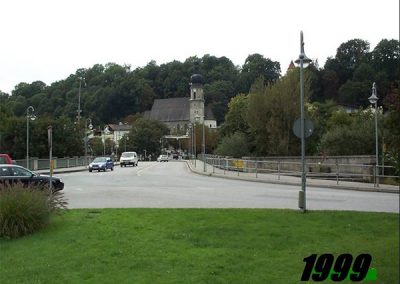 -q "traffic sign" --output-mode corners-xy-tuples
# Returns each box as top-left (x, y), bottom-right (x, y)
(293, 118), (314, 138)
